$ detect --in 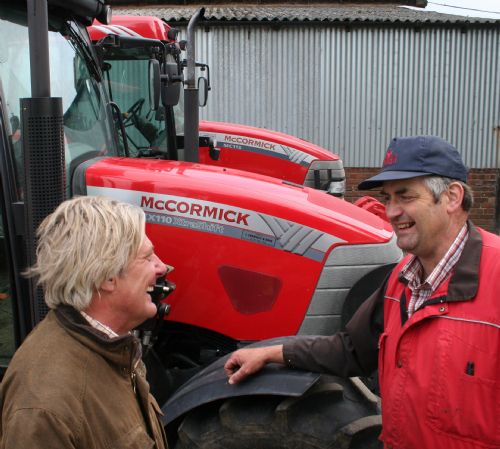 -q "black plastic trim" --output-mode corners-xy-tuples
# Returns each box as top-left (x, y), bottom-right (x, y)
(161, 337), (320, 425)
